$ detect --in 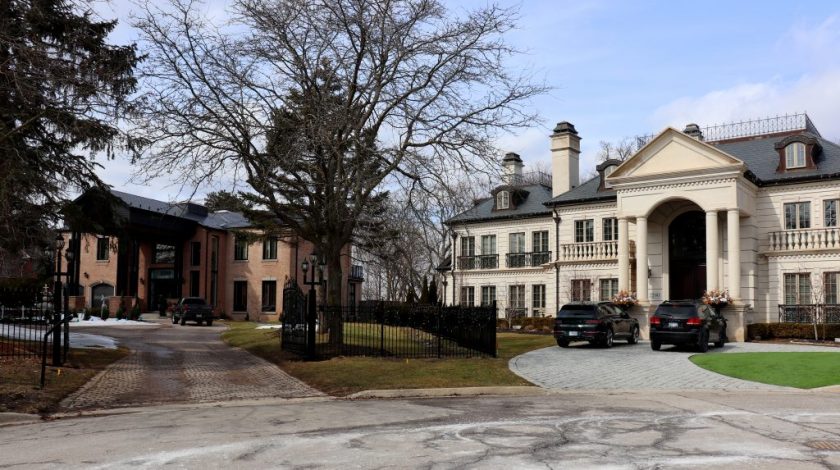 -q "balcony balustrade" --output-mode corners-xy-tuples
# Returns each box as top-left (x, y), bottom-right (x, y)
(458, 254), (498, 270)
(505, 251), (552, 268)
(558, 240), (634, 263)
(768, 228), (840, 252)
